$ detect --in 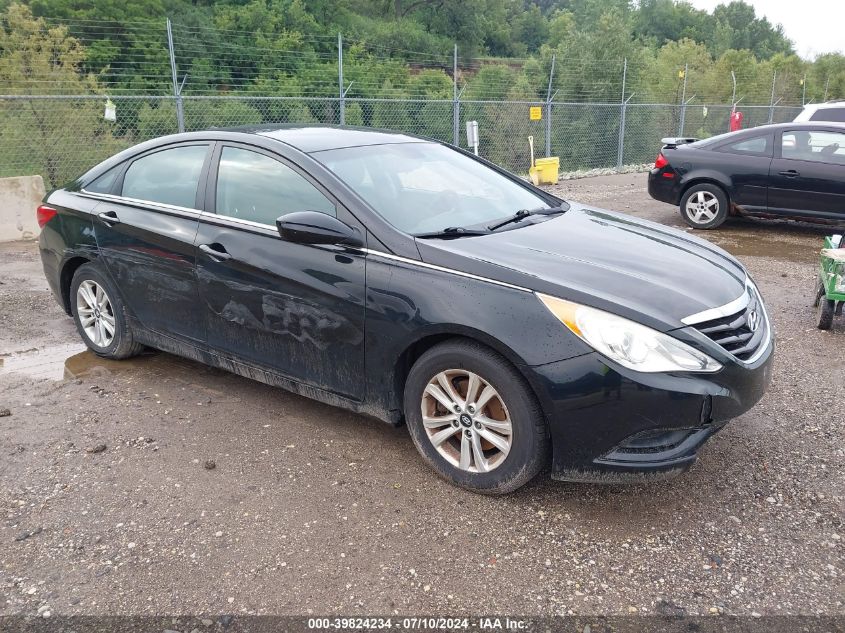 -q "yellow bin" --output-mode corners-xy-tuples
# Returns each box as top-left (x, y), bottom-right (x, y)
(533, 157), (560, 184)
